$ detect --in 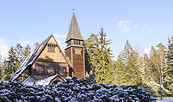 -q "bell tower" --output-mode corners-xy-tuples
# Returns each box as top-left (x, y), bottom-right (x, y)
(65, 10), (85, 78)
